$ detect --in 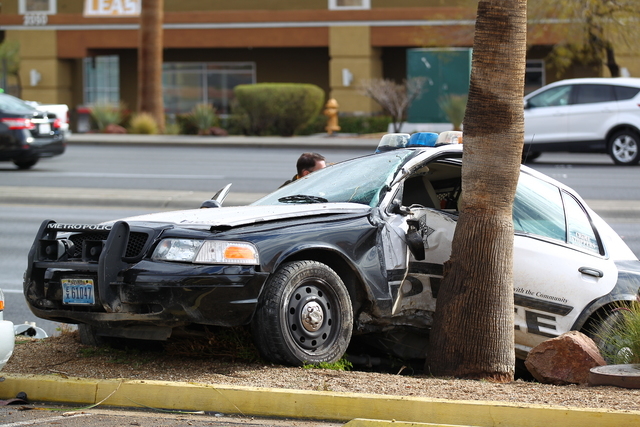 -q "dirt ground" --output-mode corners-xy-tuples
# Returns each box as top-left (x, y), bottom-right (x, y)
(3, 332), (640, 413)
